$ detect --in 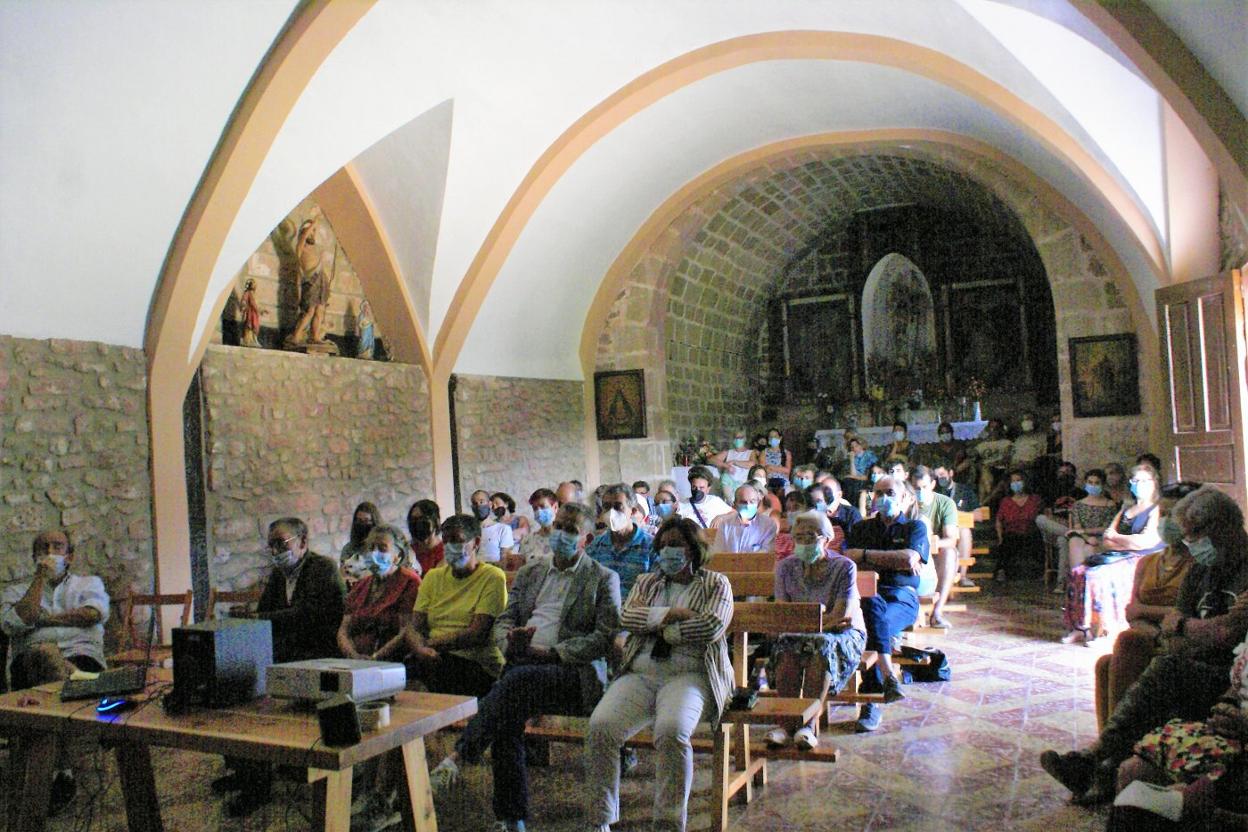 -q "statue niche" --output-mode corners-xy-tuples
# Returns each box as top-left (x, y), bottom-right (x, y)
(861, 253), (937, 399)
